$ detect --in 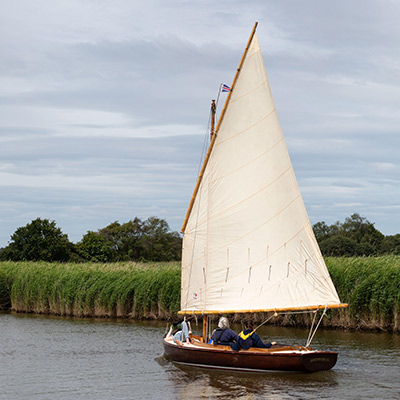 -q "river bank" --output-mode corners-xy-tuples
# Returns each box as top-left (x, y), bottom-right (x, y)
(0, 256), (399, 332)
